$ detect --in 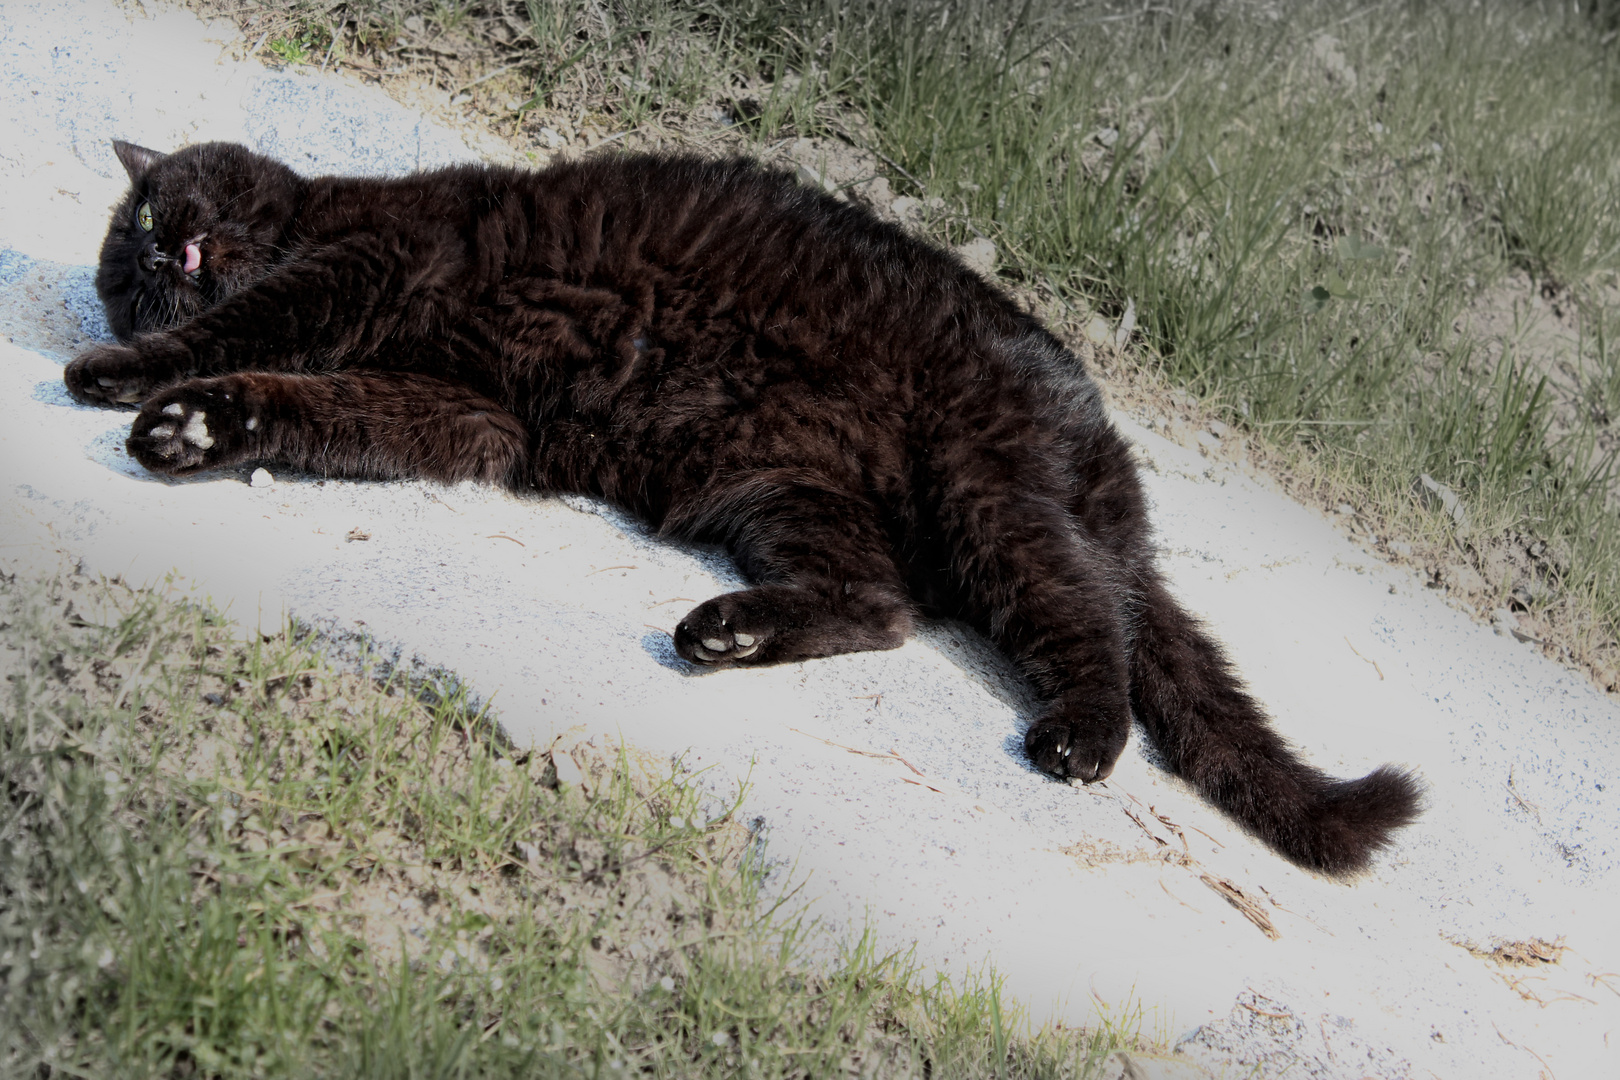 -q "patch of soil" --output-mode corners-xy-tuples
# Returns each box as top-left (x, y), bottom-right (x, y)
(1456, 270), (1620, 467)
